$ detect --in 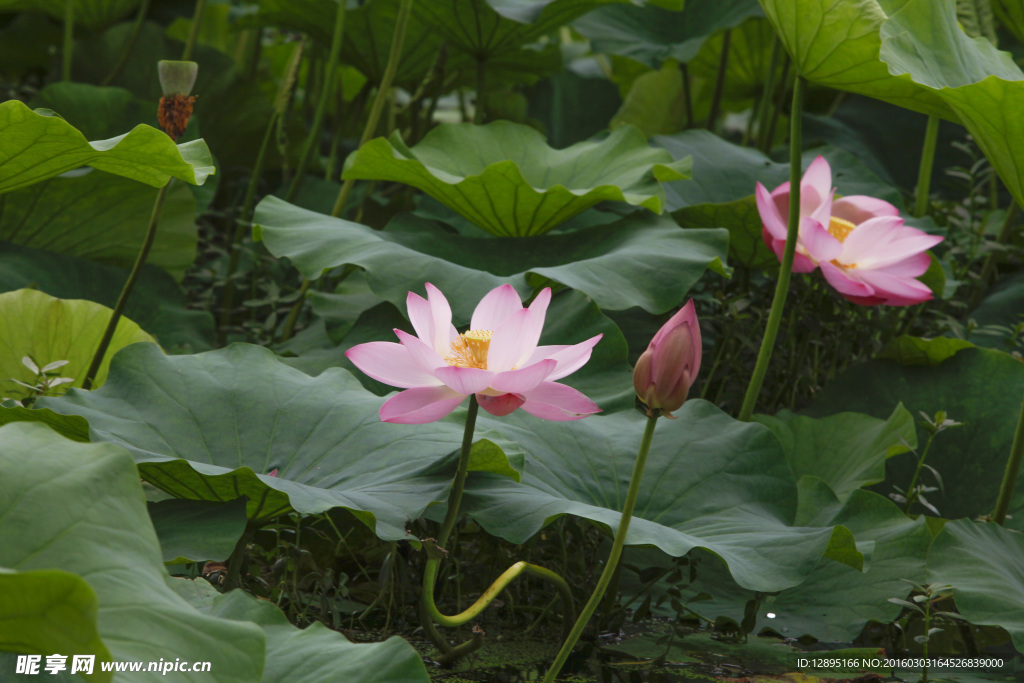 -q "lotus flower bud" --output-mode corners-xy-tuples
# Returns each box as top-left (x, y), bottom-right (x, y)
(633, 299), (702, 418)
